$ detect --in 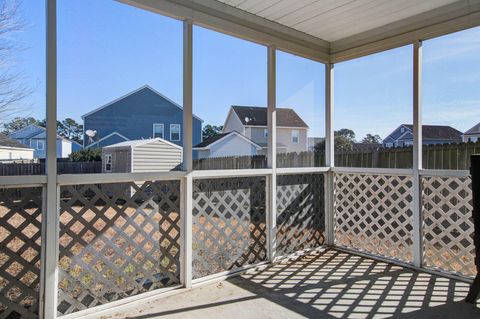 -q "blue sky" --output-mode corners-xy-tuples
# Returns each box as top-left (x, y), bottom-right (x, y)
(10, 0), (480, 141)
